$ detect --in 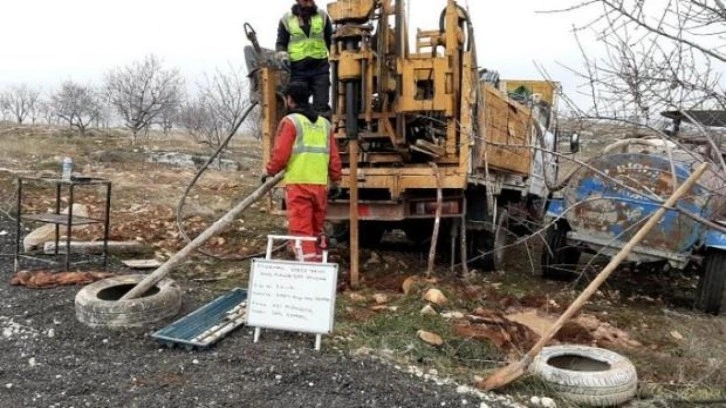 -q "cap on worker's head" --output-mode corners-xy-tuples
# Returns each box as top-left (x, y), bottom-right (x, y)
(284, 81), (311, 105)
